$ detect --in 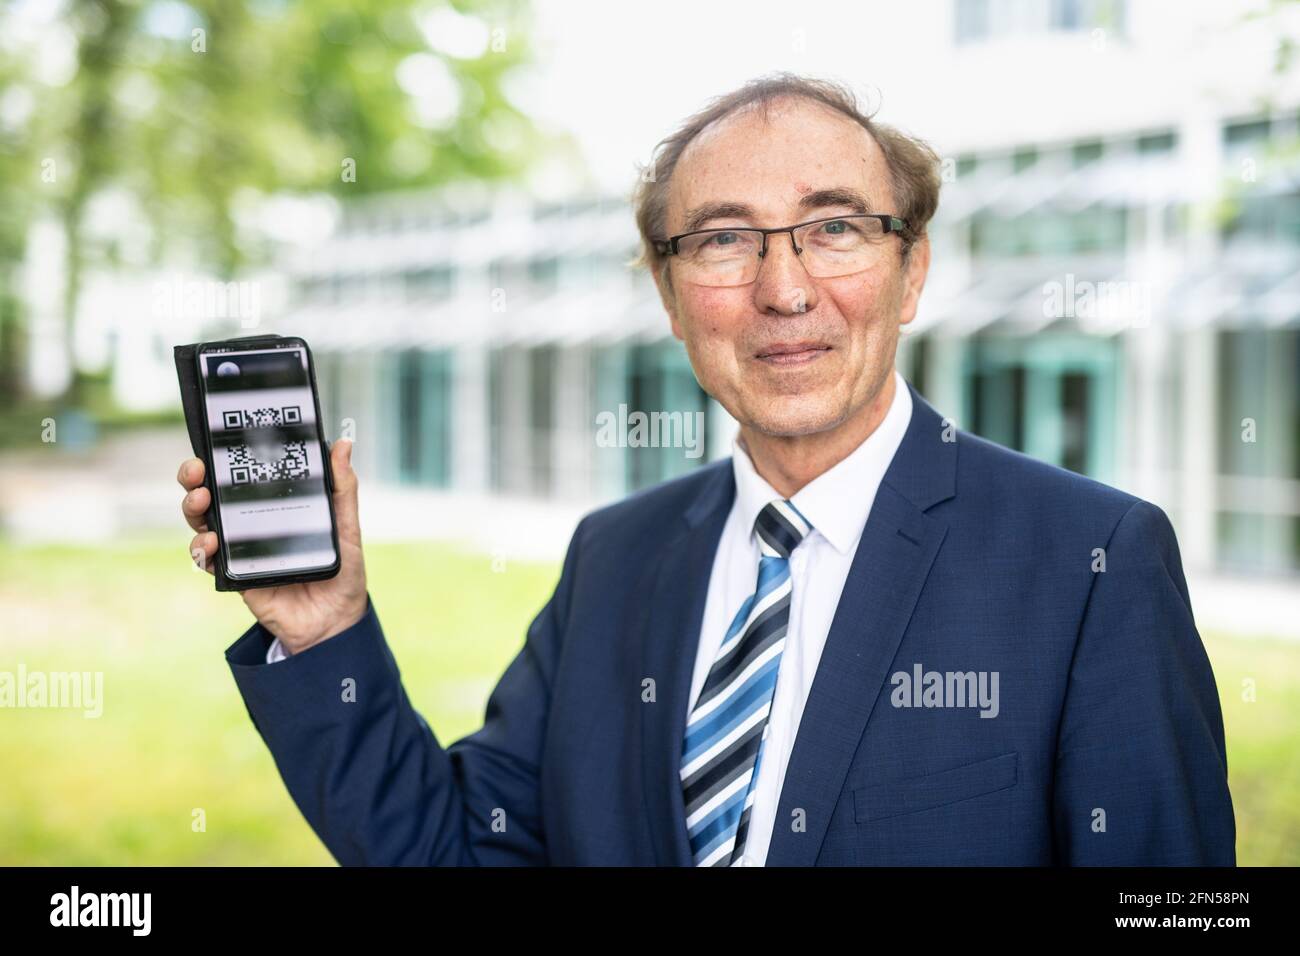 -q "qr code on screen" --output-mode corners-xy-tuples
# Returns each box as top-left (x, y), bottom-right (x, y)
(223, 405), (309, 485)
(229, 440), (310, 485)
(222, 406), (301, 429)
